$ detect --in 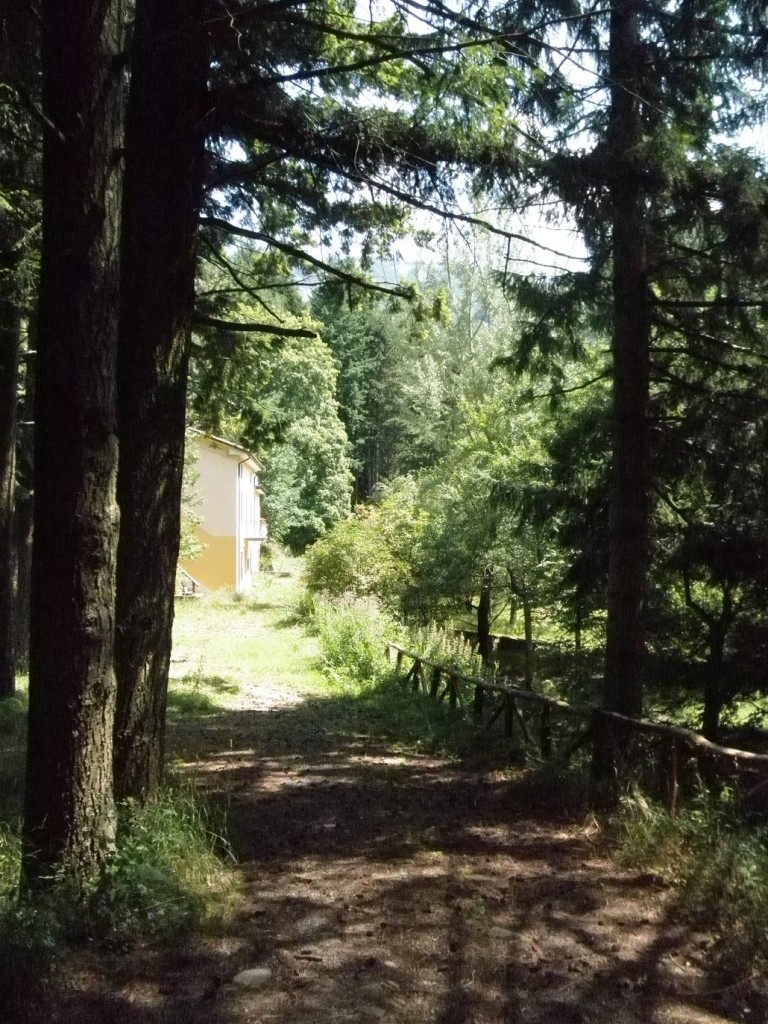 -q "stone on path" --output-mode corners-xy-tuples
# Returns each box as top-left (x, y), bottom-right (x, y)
(232, 967), (272, 988)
